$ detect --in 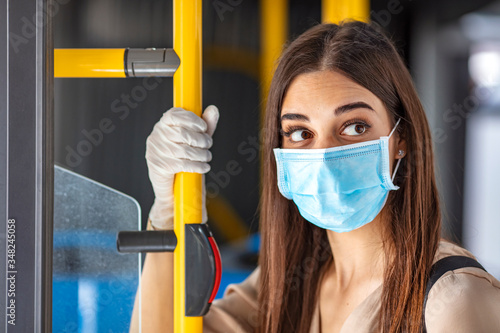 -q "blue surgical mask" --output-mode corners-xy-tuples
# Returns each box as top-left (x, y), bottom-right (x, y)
(273, 119), (402, 233)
